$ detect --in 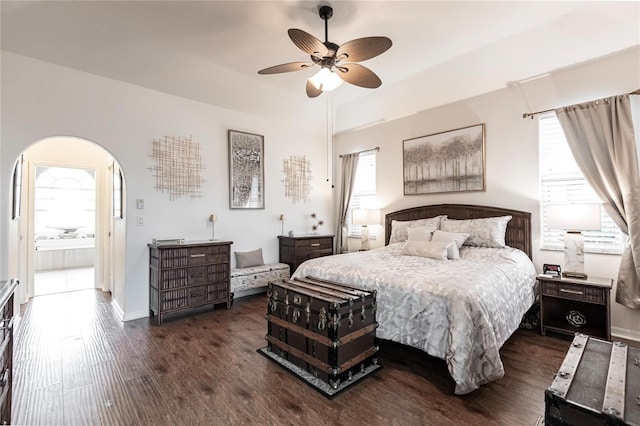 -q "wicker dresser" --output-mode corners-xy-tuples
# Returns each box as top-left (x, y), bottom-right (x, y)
(149, 241), (232, 325)
(0, 279), (18, 424)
